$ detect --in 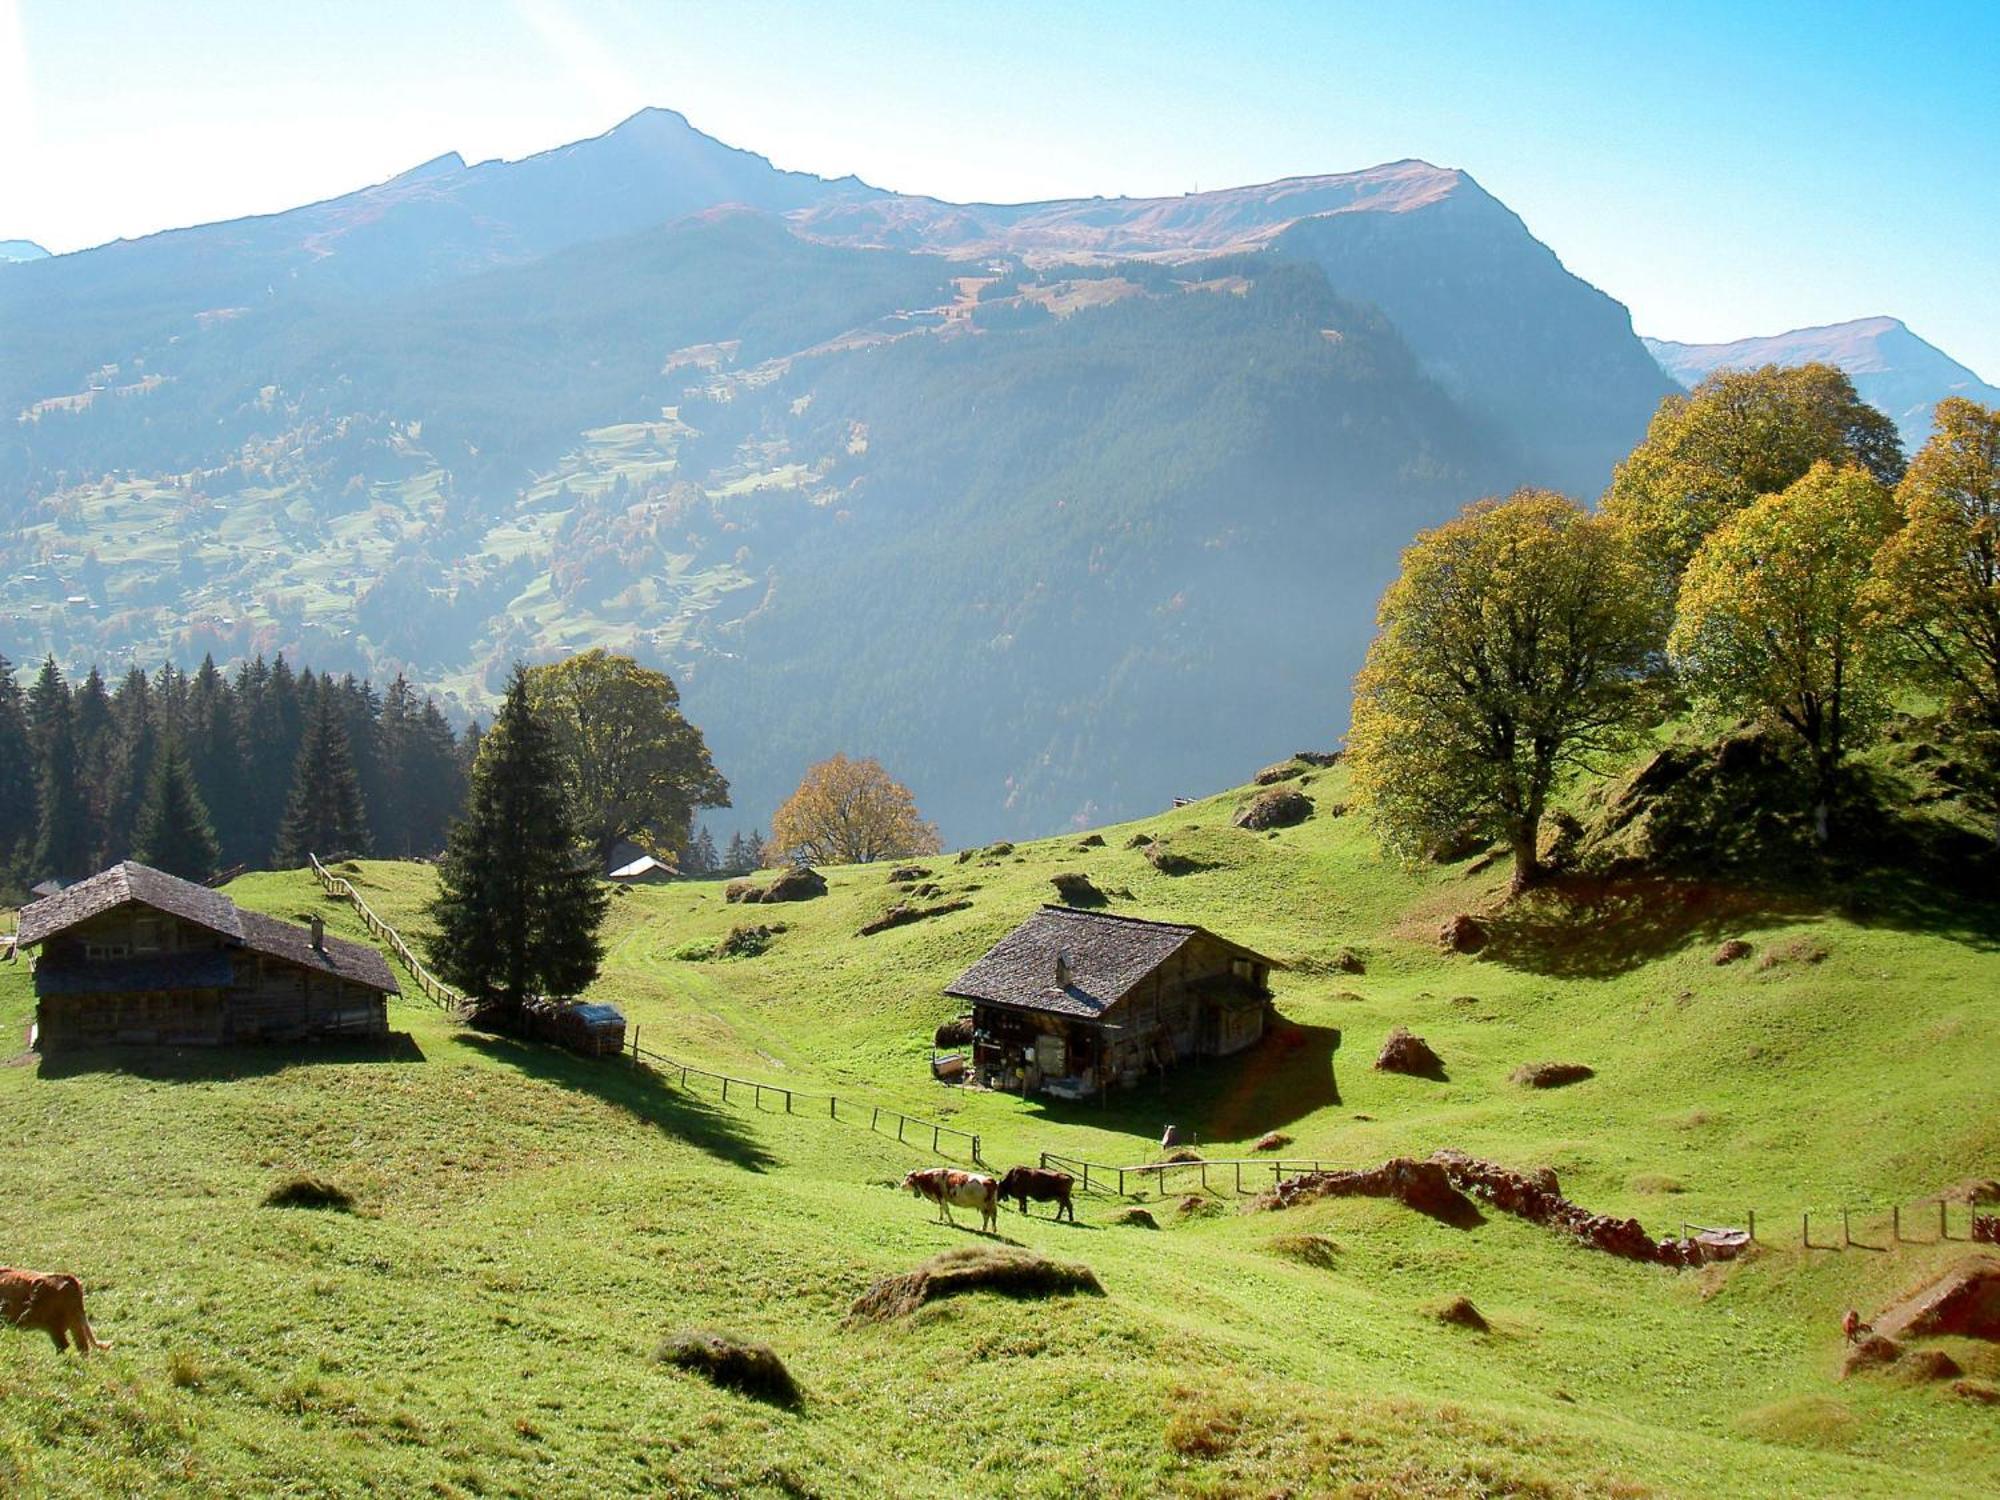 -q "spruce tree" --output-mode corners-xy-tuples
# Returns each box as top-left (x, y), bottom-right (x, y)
(274, 692), (371, 865)
(0, 658), (37, 869)
(31, 685), (93, 882)
(723, 830), (748, 874)
(133, 739), (220, 881)
(427, 665), (606, 1021)
(106, 666), (160, 861)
